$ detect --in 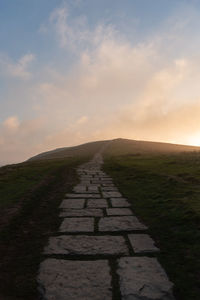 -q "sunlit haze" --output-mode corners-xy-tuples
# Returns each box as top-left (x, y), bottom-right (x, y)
(1, 0), (200, 165)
